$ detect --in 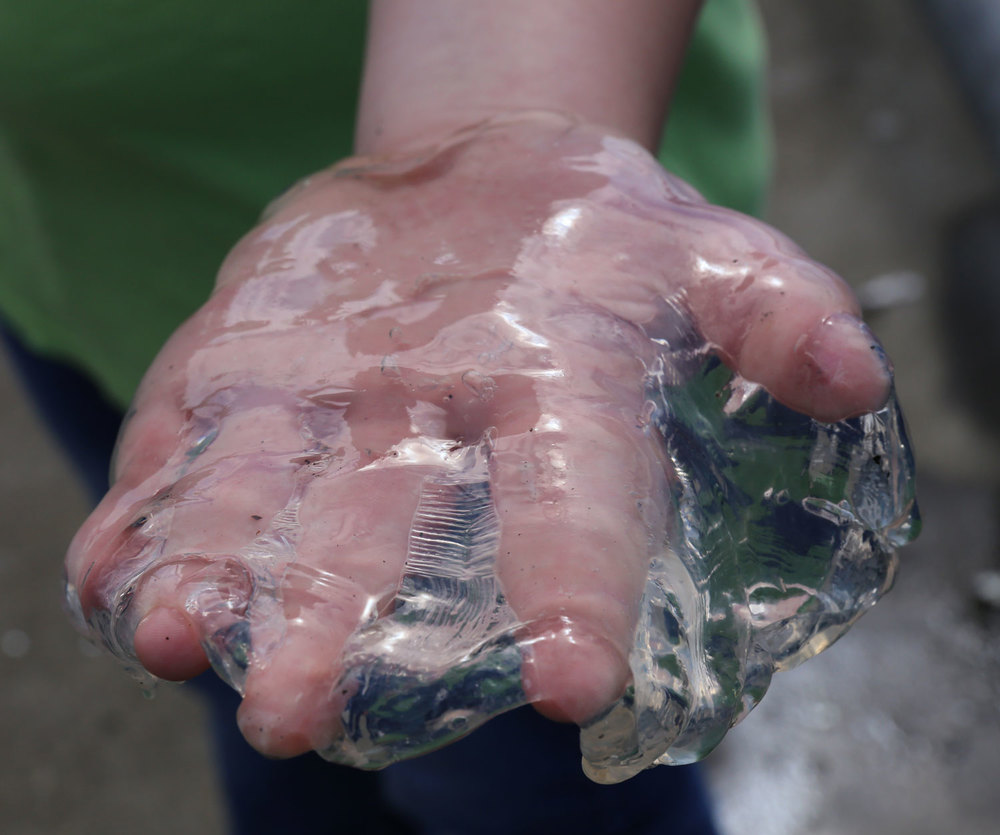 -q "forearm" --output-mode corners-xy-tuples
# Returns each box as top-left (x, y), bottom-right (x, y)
(355, 0), (703, 155)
